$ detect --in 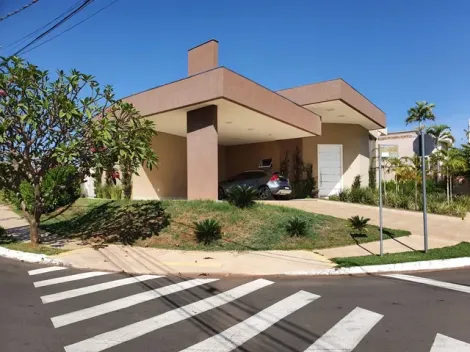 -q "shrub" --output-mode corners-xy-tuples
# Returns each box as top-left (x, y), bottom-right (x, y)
(16, 165), (81, 213)
(194, 218), (222, 245)
(338, 189), (350, 202)
(348, 215), (370, 234)
(329, 194), (340, 201)
(227, 185), (258, 208)
(362, 188), (378, 205)
(0, 225), (5, 237)
(43, 200), (171, 245)
(453, 204), (469, 220)
(368, 167), (377, 189)
(349, 188), (366, 203)
(285, 216), (308, 236)
(109, 185), (123, 200)
(352, 175), (361, 190)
